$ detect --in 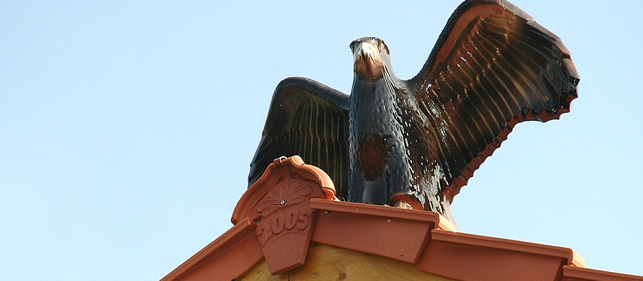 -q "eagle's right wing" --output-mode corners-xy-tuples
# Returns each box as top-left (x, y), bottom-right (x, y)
(248, 77), (351, 200)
